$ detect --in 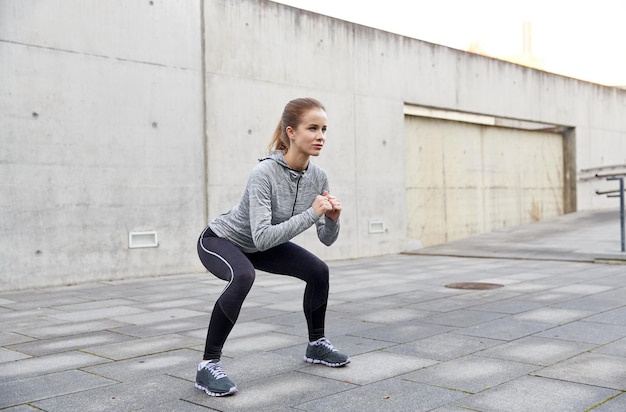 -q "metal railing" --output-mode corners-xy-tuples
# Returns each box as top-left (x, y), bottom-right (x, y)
(581, 165), (626, 252)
